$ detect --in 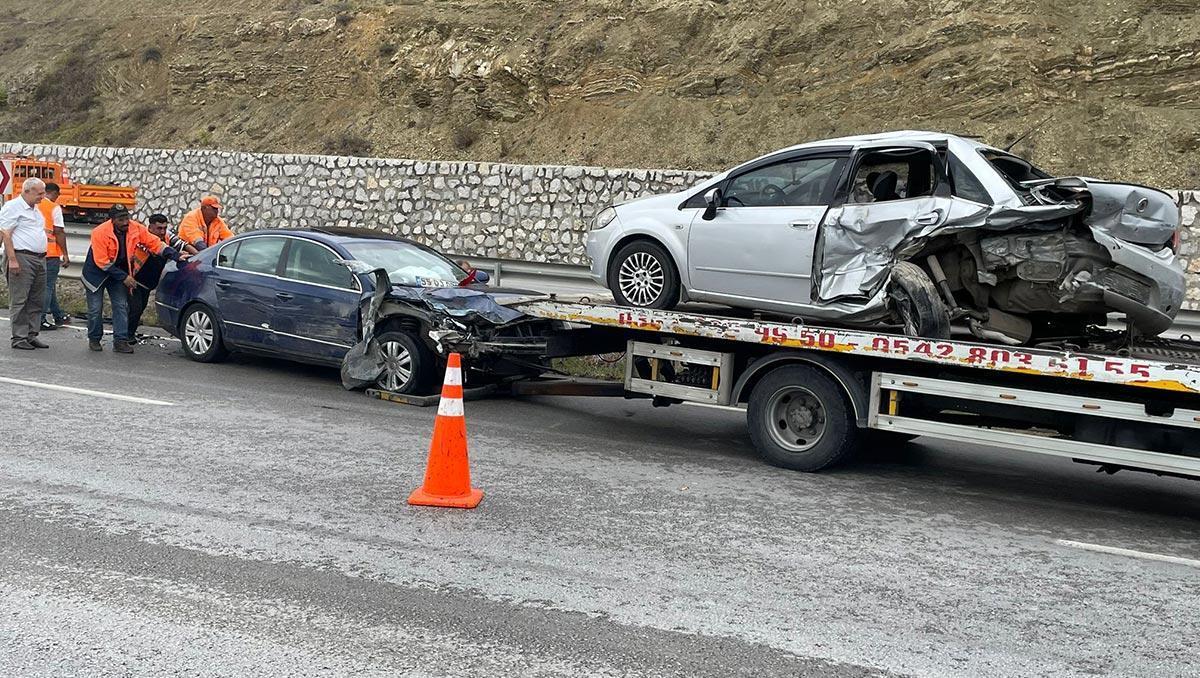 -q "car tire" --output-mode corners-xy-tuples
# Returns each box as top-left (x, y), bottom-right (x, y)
(747, 364), (860, 472)
(889, 261), (951, 339)
(608, 240), (680, 310)
(375, 330), (437, 395)
(179, 304), (229, 363)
